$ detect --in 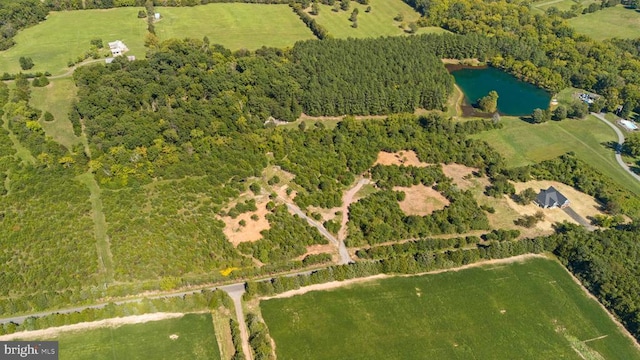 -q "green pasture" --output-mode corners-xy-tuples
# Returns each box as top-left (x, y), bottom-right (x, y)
(568, 6), (640, 40)
(30, 78), (81, 150)
(0, 8), (146, 76)
(261, 257), (640, 360)
(308, 0), (447, 39)
(155, 4), (315, 50)
(28, 313), (220, 360)
(472, 115), (640, 196)
(532, 0), (599, 12)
